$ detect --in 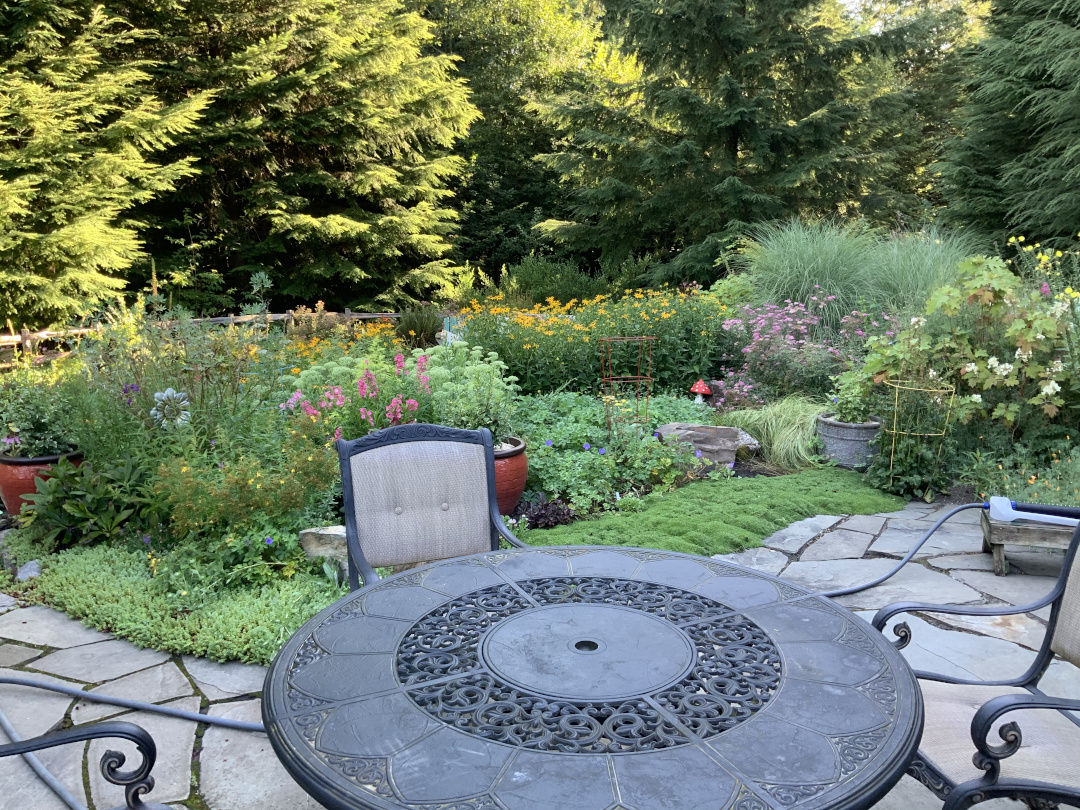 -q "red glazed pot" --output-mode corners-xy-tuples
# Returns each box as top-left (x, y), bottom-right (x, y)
(0, 451), (82, 516)
(492, 437), (528, 516)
